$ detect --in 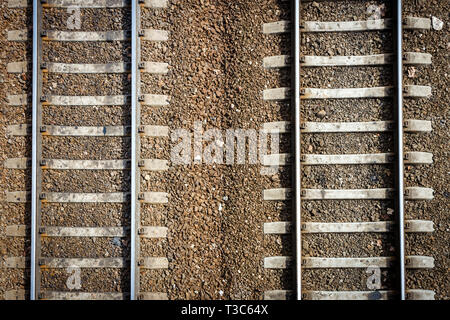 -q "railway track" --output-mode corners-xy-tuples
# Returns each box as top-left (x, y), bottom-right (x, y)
(3, 0), (170, 300)
(261, 0), (435, 300)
